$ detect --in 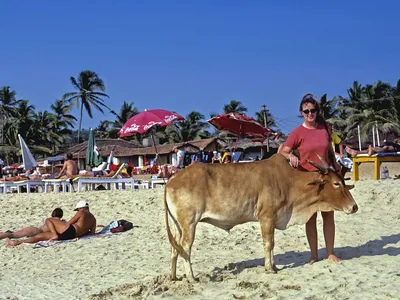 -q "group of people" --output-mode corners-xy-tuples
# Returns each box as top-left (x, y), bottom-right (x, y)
(1, 200), (96, 247)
